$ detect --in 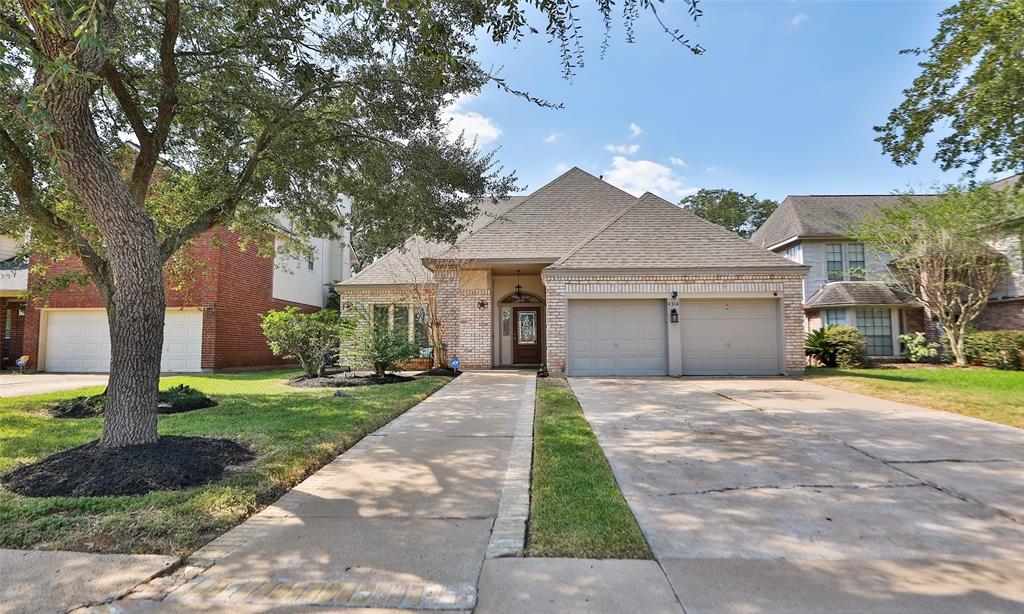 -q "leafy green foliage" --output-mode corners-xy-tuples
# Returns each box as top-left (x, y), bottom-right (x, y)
(341, 308), (418, 376)
(963, 329), (1024, 370)
(48, 385), (217, 418)
(679, 188), (778, 238)
(528, 378), (650, 559)
(899, 332), (940, 363)
(261, 307), (342, 377)
(854, 184), (1024, 365)
(875, 0), (1024, 174)
(806, 325), (868, 369)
